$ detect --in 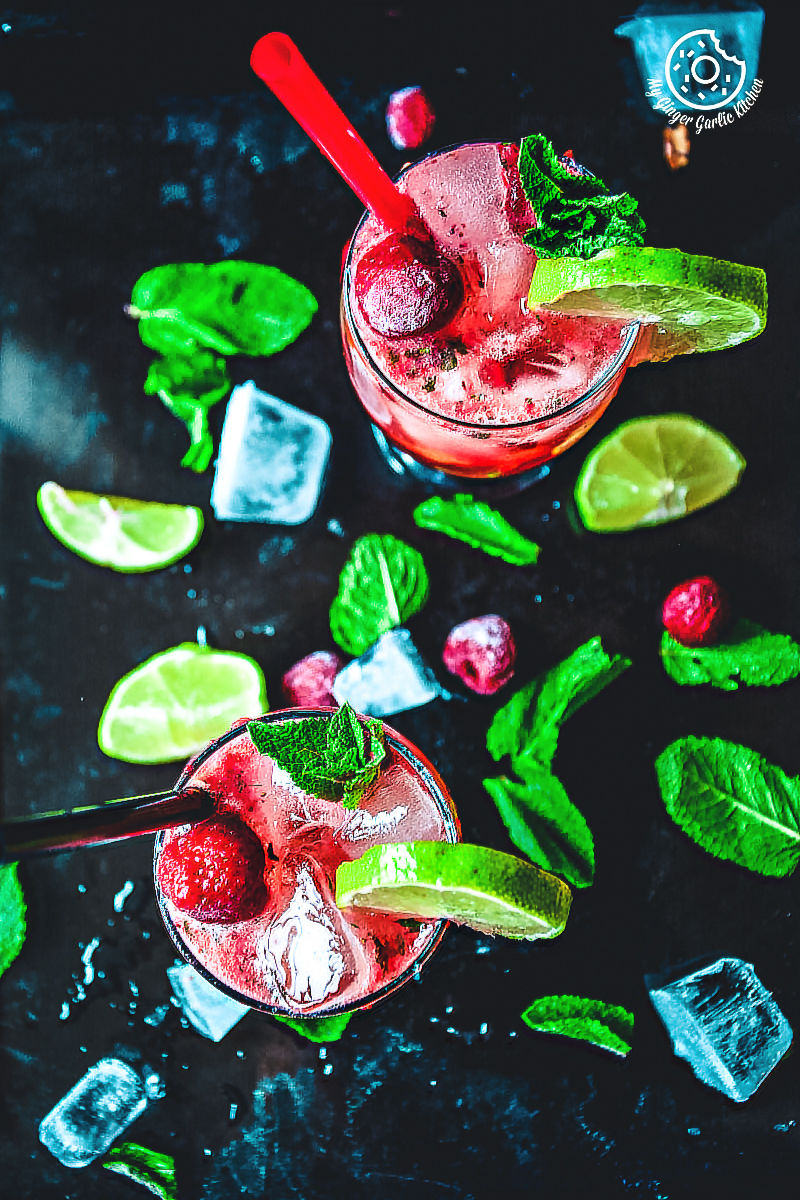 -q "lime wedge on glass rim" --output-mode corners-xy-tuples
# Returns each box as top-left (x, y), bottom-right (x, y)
(37, 482), (203, 572)
(98, 643), (268, 763)
(574, 414), (745, 533)
(528, 246), (767, 356)
(335, 841), (572, 940)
